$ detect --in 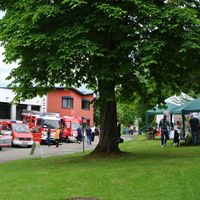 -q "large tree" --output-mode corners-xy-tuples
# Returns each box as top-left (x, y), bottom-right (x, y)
(0, 0), (200, 153)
